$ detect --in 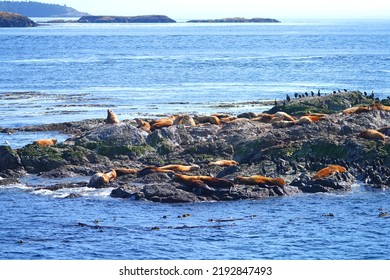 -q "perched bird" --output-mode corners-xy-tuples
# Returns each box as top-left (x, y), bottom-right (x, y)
(294, 92), (298, 98)
(286, 94), (291, 102)
(305, 92), (308, 97)
(317, 90), (321, 96)
(344, 89), (347, 92)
